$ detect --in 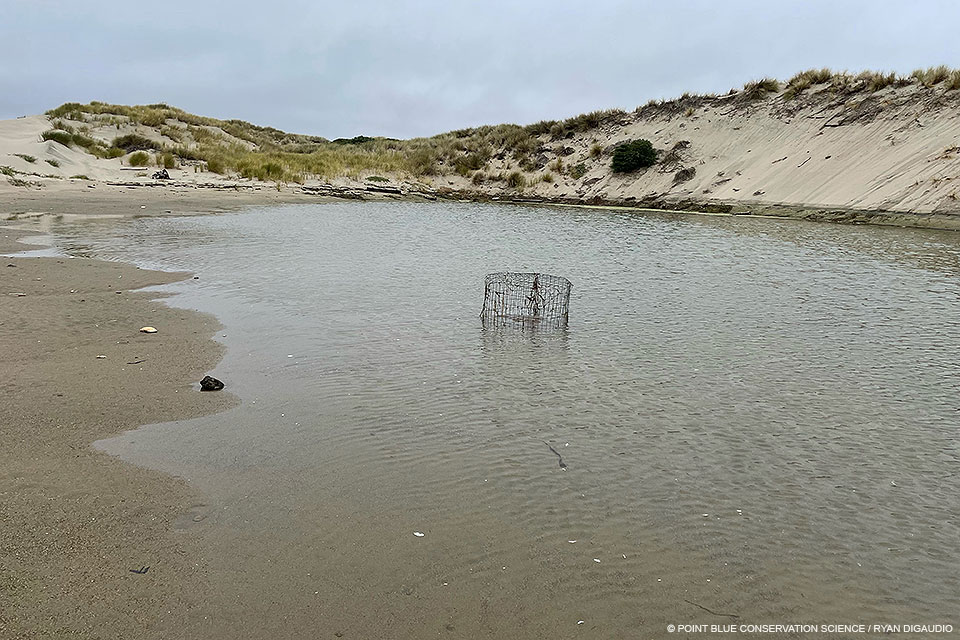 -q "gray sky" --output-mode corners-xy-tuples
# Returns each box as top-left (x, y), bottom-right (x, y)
(4, 0), (959, 139)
